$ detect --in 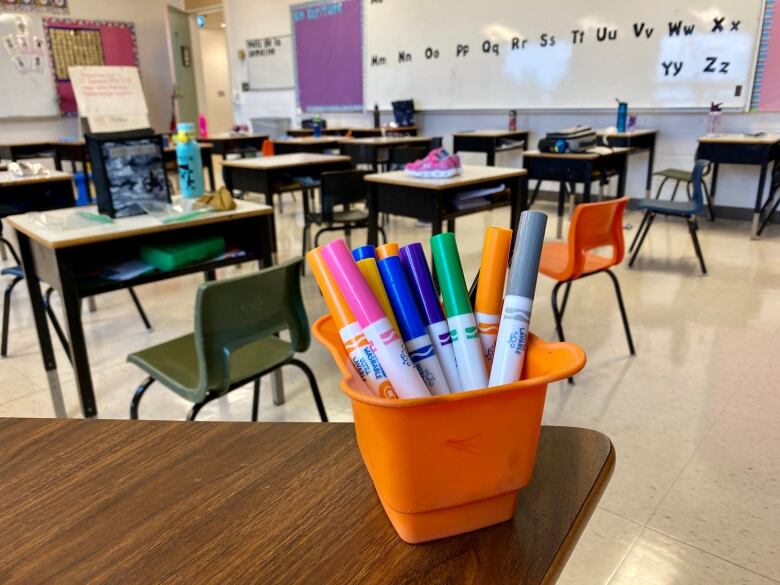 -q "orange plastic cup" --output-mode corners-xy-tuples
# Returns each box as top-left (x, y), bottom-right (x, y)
(312, 314), (586, 543)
